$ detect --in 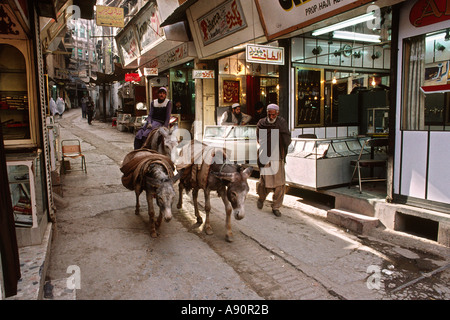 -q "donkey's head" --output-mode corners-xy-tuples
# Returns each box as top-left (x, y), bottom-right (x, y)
(145, 169), (180, 222)
(212, 166), (253, 220)
(156, 127), (178, 161)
